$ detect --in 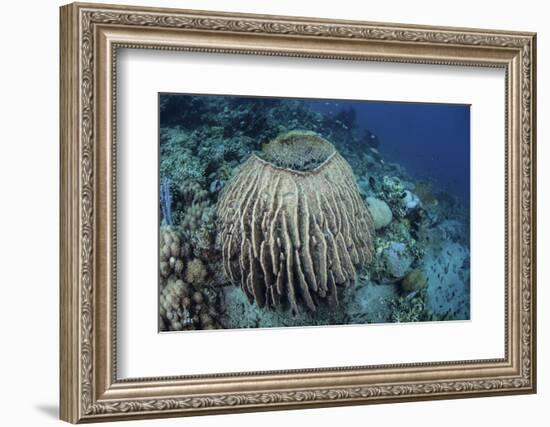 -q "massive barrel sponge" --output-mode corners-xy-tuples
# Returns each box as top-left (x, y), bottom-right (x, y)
(217, 131), (374, 313)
